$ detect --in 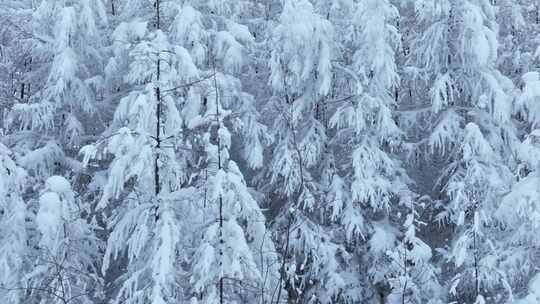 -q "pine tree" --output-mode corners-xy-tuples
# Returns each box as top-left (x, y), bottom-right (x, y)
(6, 0), (108, 178)
(497, 71), (540, 302)
(83, 1), (277, 303)
(262, 0), (358, 302)
(23, 175), (101, 304)
(81, 1), (201, 302)
(329, 1), (441, 302)
(1, 1), (107, 303)
(189, 76), (272, 303)
(402, 0), (519, 302)
(175, 1), (279, 302)
(0, 144), (28, 303)
(0, 0), (33, 121)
